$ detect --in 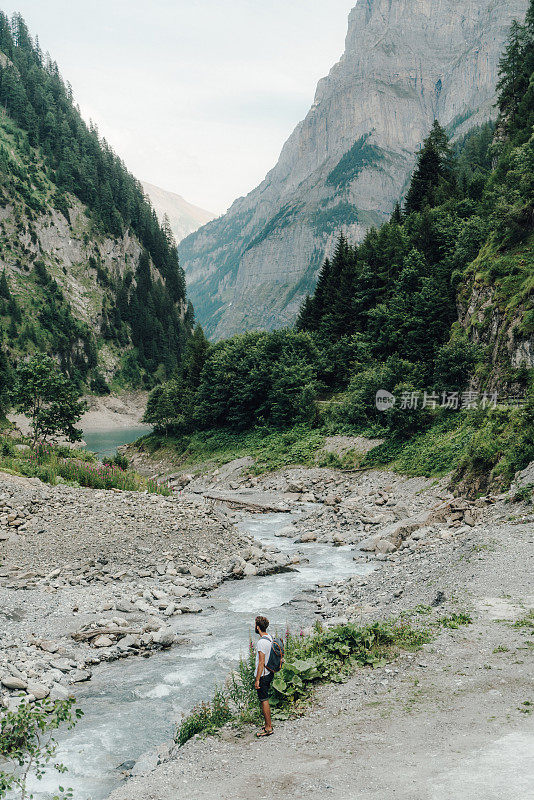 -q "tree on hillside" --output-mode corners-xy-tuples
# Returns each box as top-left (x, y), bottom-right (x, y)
(319, 234), (357, 339)
(404, 121), (456, 214)
(14, 355), (86, 446)
(496, 19), (530, 135)
(0, 270), (10, 300)
(496, 1), (534, 145)
(180, 325), (210, 387)
(0, 328), (12, 417)
(296, 257), (333, 332)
